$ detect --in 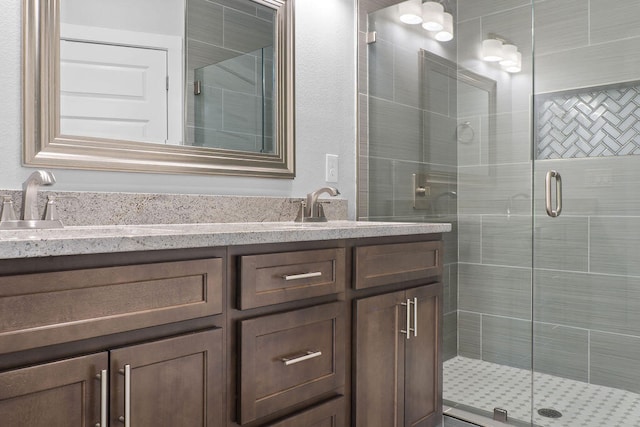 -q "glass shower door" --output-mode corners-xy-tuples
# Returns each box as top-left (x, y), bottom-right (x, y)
(532, 1), (640, 426)
(446, 0), (535, 425)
